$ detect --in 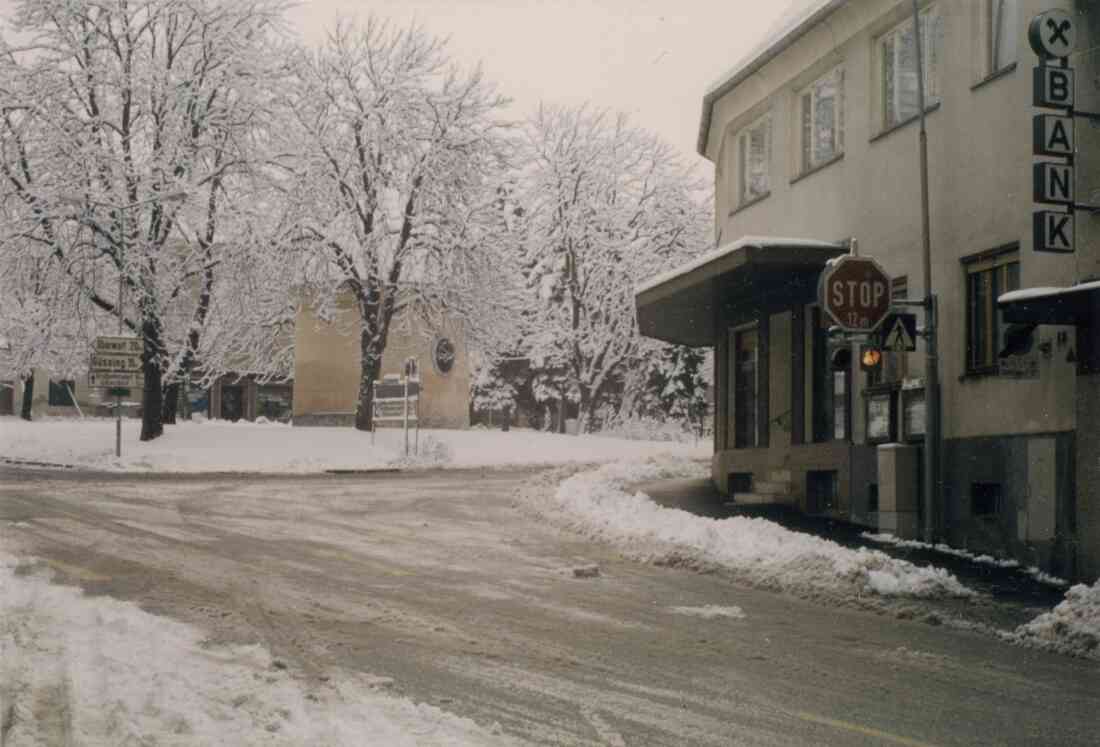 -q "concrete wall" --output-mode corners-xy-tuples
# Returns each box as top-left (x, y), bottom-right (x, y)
(292, 290), (471, 429)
